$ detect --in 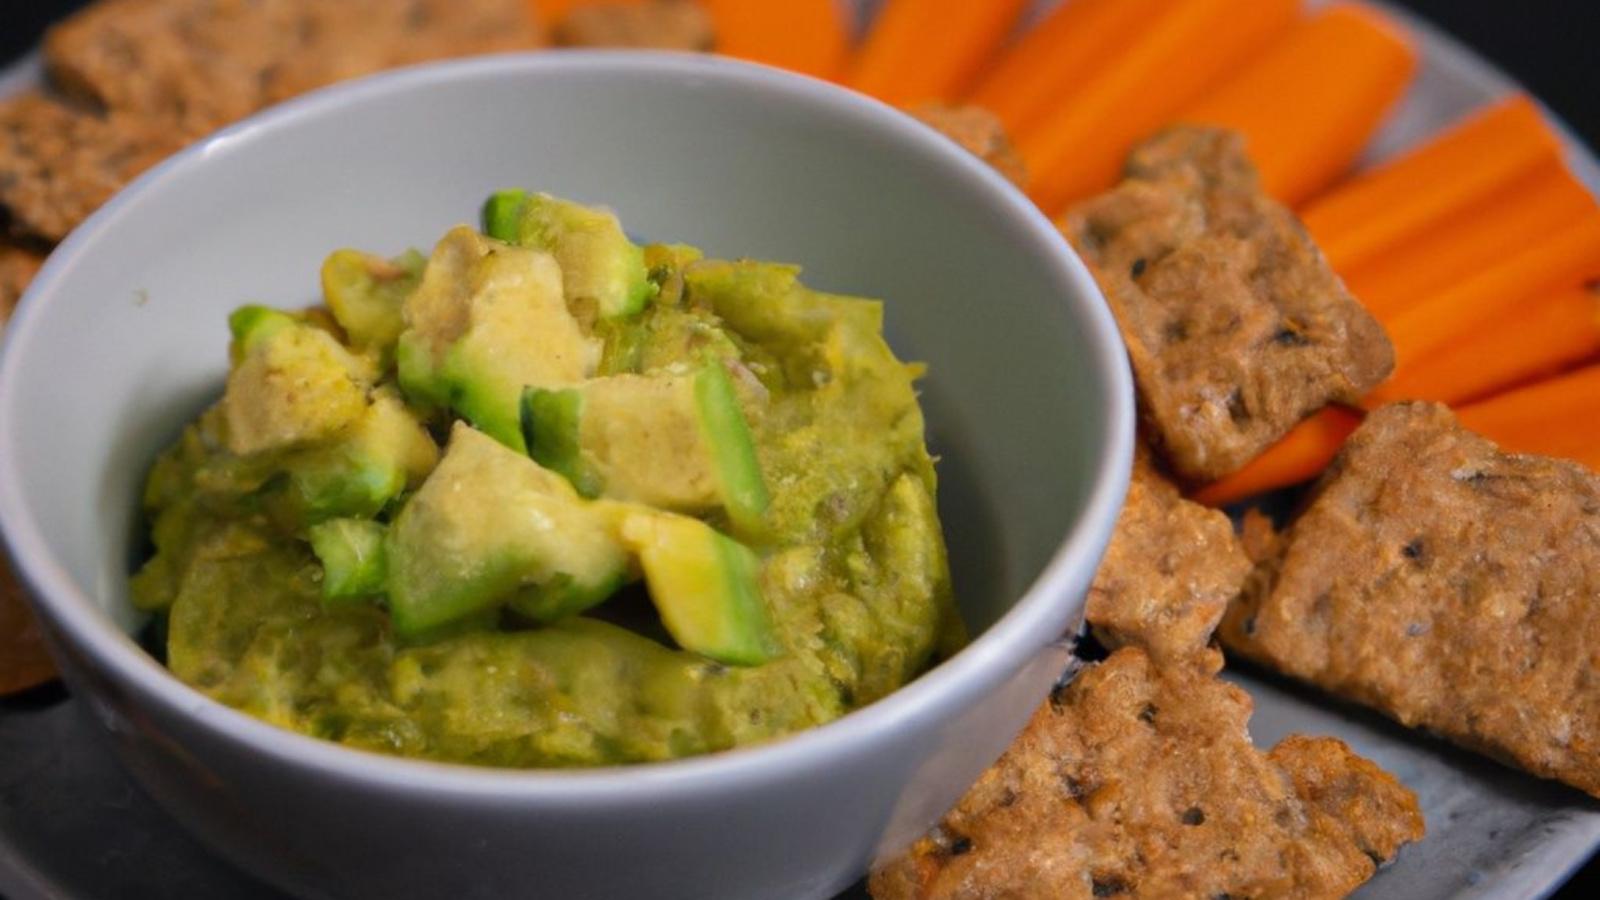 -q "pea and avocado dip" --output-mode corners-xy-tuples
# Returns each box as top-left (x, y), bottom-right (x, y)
(133, 191), (964, 768)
